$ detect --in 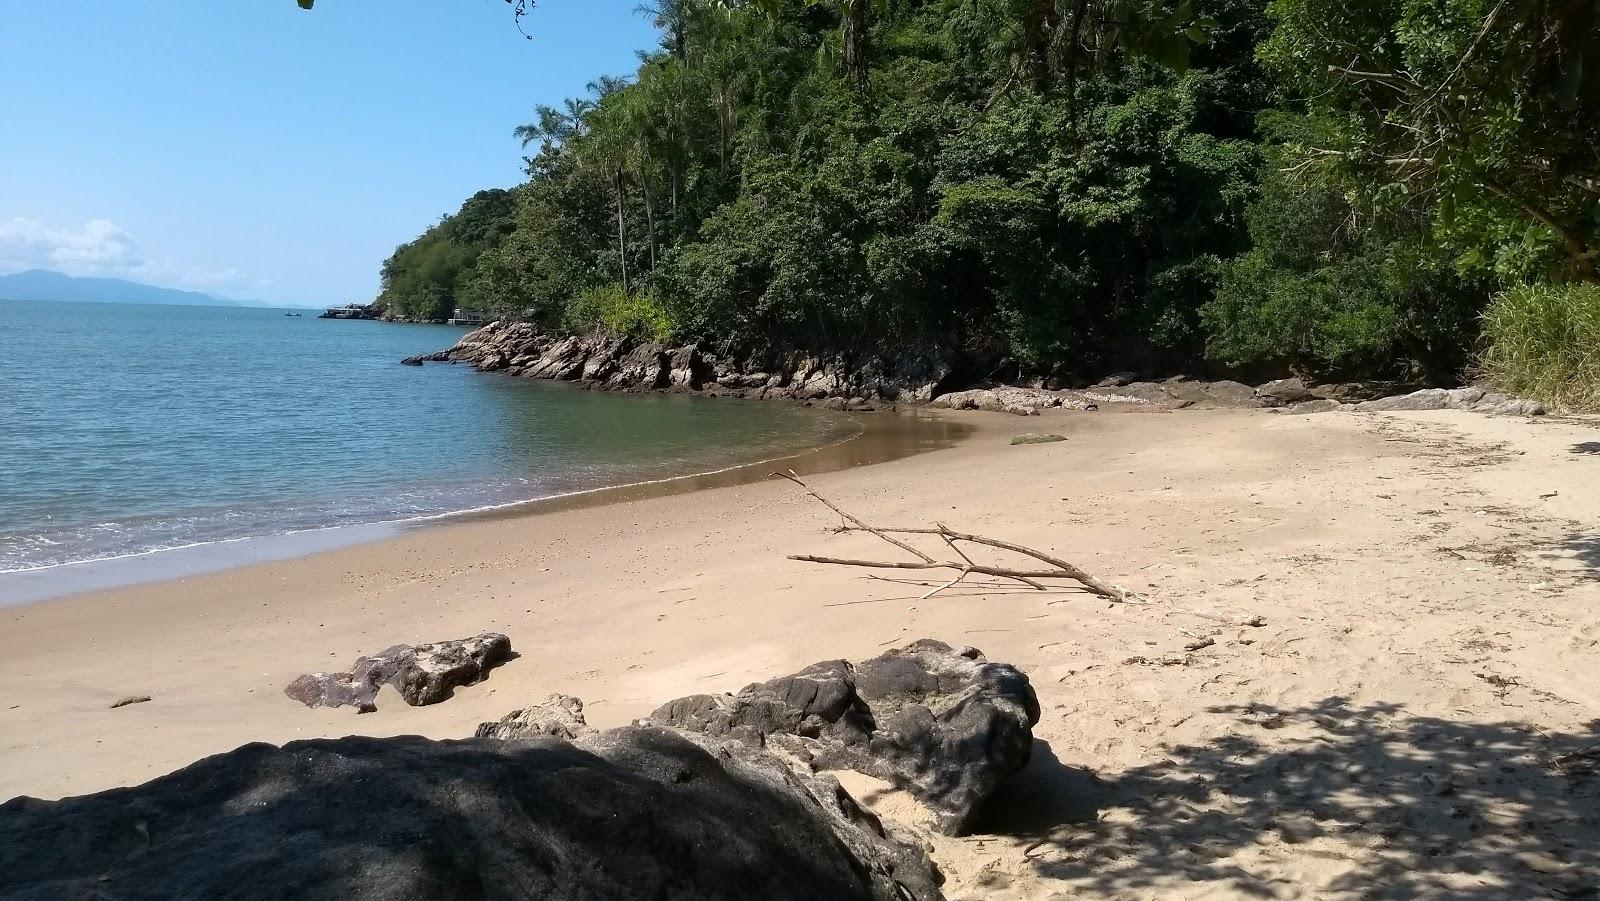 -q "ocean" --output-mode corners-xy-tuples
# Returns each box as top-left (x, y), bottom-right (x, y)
(0, 300), (856, 596)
